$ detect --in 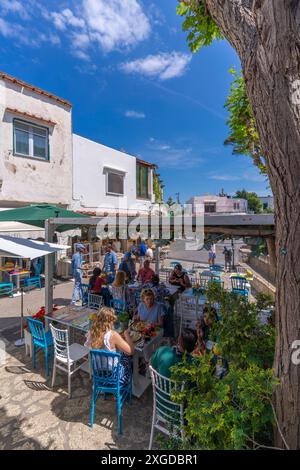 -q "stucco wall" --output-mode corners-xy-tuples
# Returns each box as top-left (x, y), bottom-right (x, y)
(0, 78), (72, 206)
(72, 134), (154, 214)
